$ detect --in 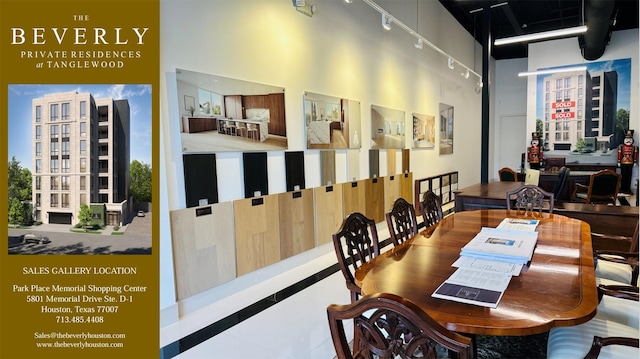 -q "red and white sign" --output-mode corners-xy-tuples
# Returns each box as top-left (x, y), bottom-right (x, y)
(552, 112), (575, 119)
(552, 101), (575, 109)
